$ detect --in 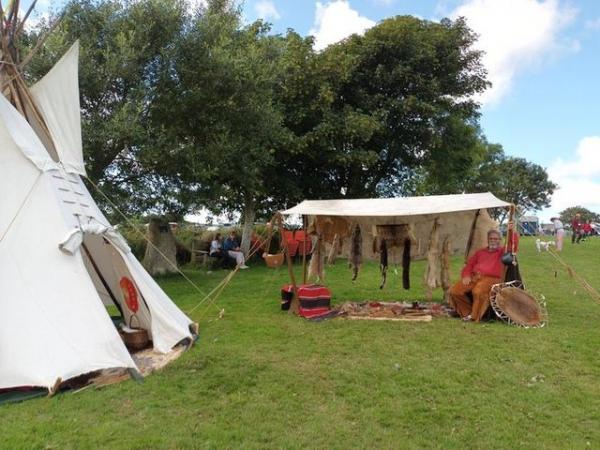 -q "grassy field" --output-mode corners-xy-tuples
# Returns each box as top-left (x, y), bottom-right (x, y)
(1, 236), (600, 449)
